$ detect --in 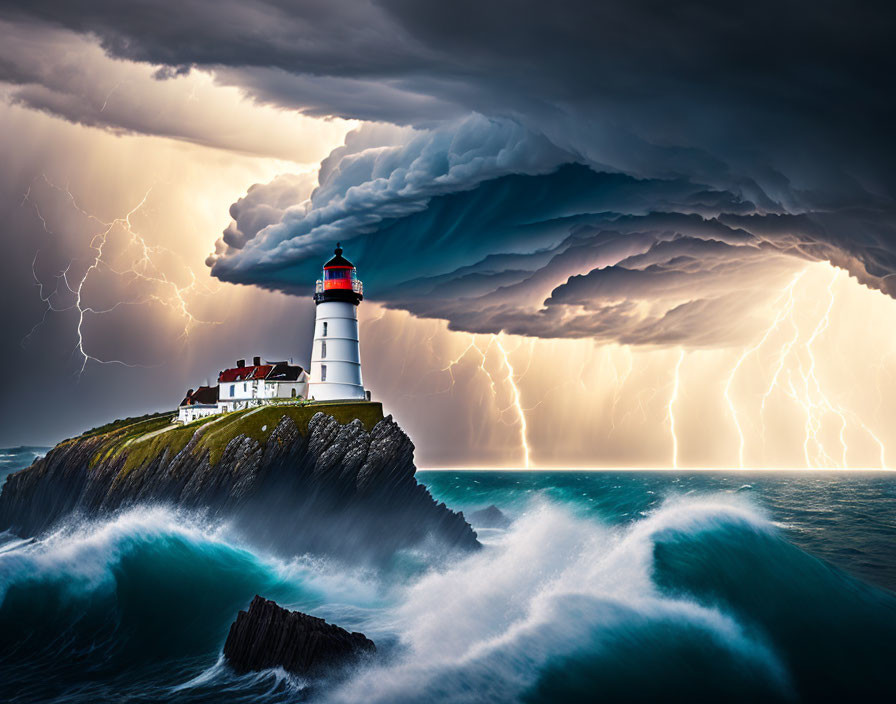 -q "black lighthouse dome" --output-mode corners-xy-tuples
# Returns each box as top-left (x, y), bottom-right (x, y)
(324, 243), (355, 269)
(314, 243), (363, 305)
